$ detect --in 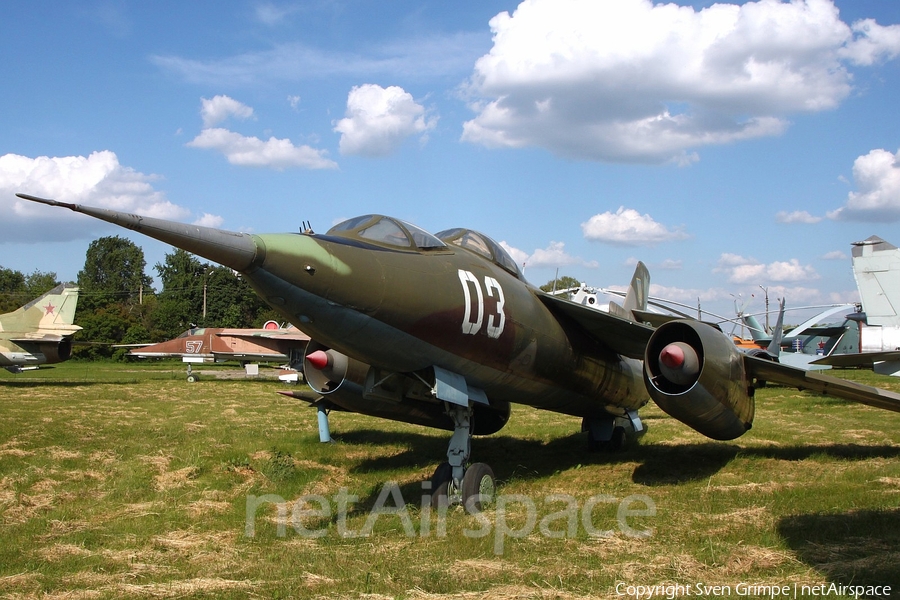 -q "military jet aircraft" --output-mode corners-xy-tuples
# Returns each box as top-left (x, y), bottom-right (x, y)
(0, 283), (80, 373)
(17, 193), (900, 512)
(812, 235), (900, 375)
(120, 322), (310, 381)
